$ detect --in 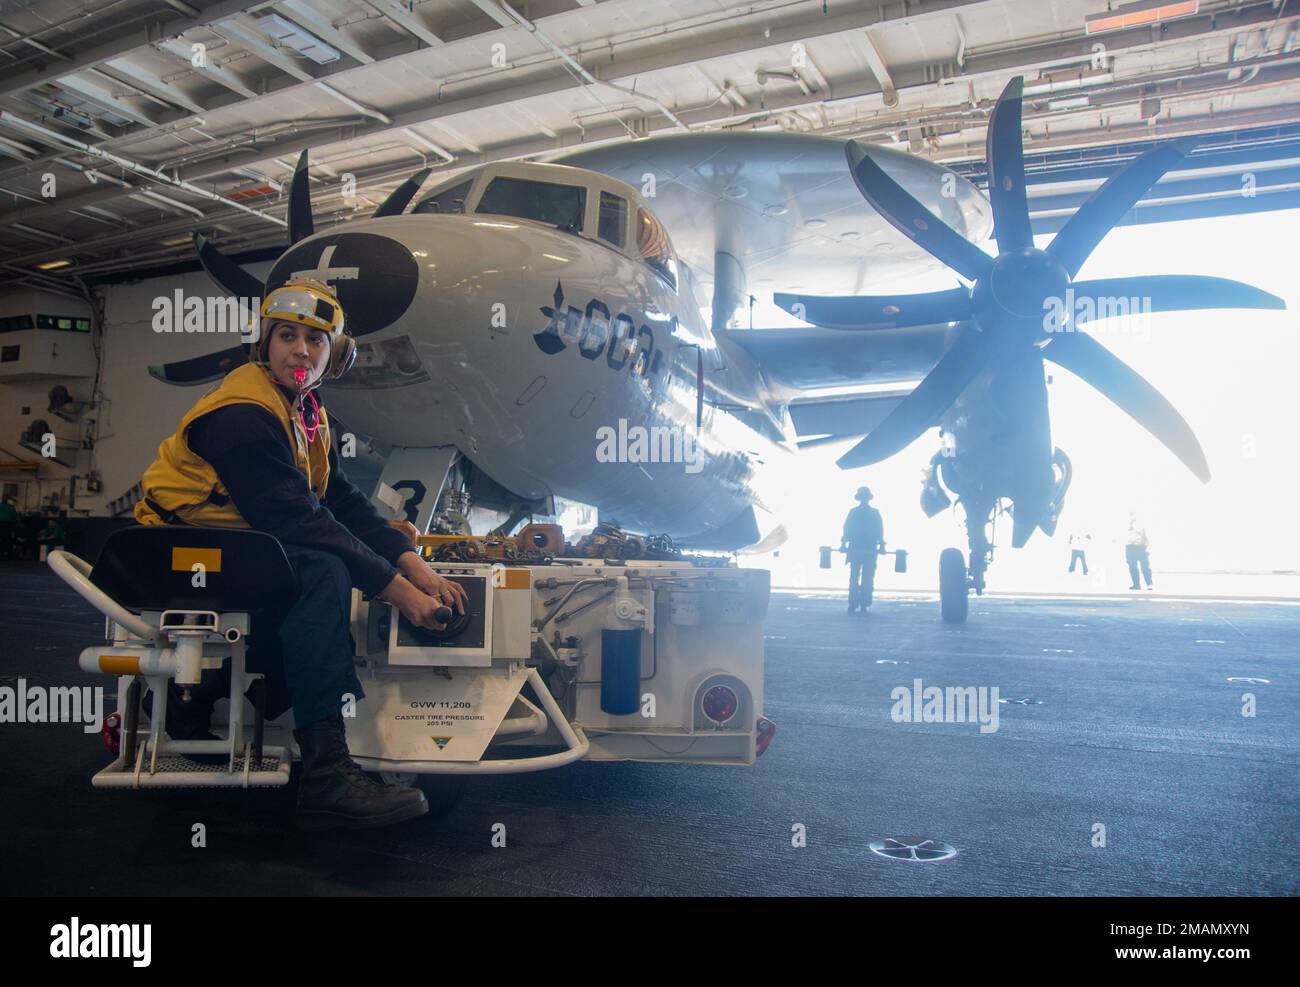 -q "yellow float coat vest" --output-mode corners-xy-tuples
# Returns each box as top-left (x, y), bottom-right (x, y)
(135, 363), (331, 527)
